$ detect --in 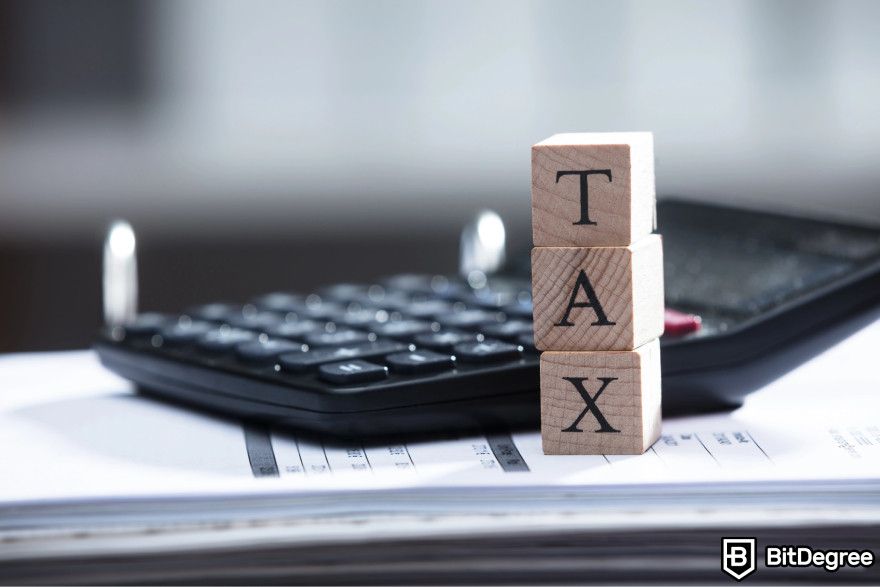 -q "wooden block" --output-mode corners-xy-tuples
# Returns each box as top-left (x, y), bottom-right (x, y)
(531, 132), (655, 247)
(531, 235), (664, 352)
(540, 340), (661, 455)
